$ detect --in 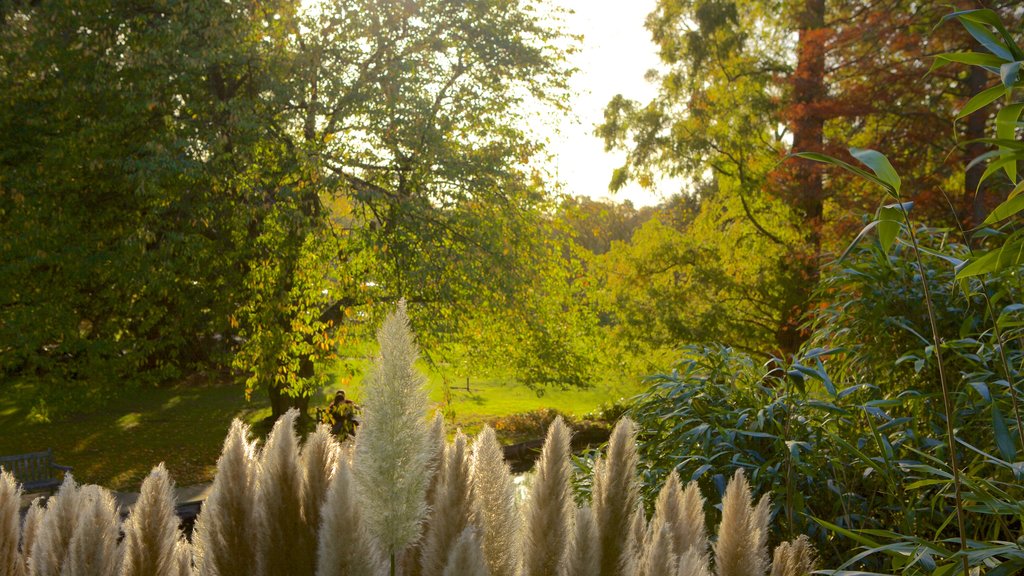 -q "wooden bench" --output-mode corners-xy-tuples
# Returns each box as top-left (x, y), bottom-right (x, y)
(0, 449), (72, 494)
